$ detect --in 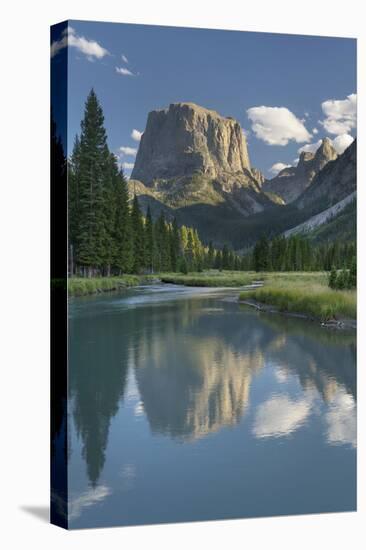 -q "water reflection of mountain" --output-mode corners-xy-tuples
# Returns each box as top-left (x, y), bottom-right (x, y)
(256, 314), (356, 446)
(133, 305), (273, 441)
(134, 302), (356, 443)
(260, 314), (356, 401)
(134, 335), (262, 441)
(69, 292), (356, 485)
